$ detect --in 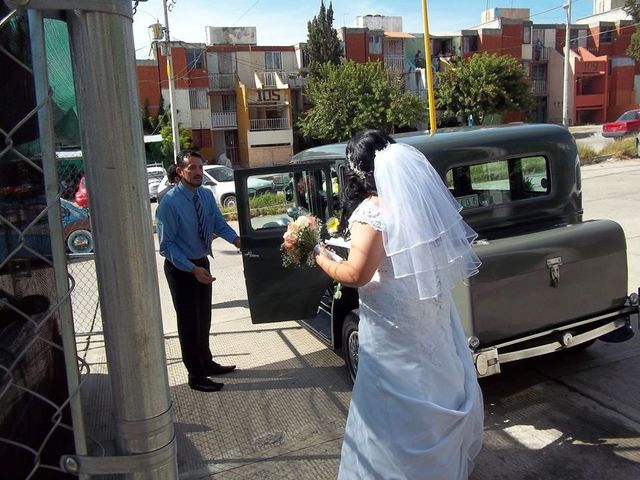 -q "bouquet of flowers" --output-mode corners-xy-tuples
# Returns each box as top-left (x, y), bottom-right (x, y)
(281, 215), (322, 268)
